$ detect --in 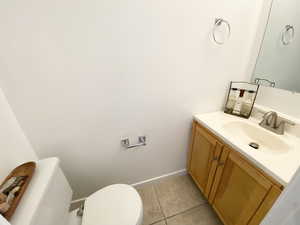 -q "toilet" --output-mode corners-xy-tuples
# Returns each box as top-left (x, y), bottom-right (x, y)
(82, 184), (143, 225)
(9, 157), (143, 225)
